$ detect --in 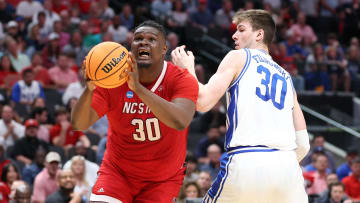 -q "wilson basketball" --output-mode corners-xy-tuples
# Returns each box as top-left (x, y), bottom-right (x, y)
(85, 42), (129, 88)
